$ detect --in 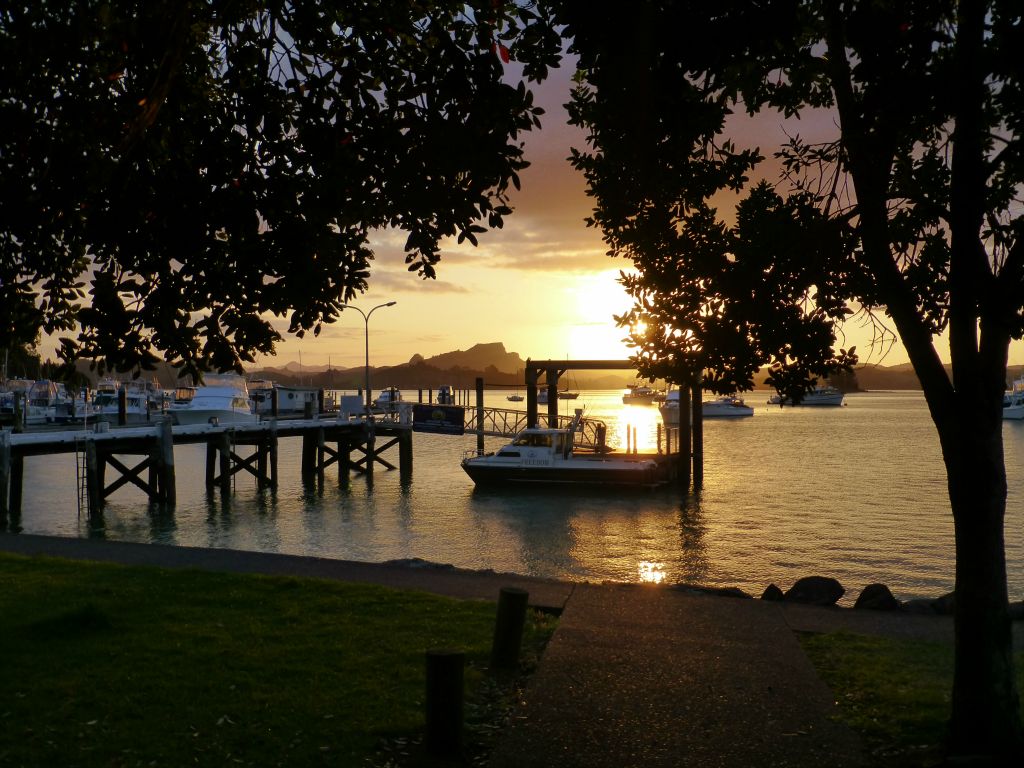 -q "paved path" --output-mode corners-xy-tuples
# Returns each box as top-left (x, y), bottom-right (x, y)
(4, 533), (998, 767)
(490, 584), (870, 768)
